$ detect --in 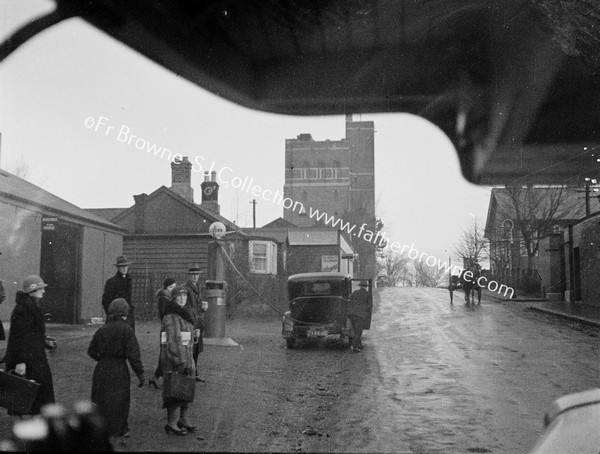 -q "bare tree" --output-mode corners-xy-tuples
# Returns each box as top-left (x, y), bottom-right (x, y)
(413, 260), (445, 288)
(454, 218), (488, 268)
(9, 155), (31, 180)
(501, 185), (575, 270)
(378, 251), (410, 287)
